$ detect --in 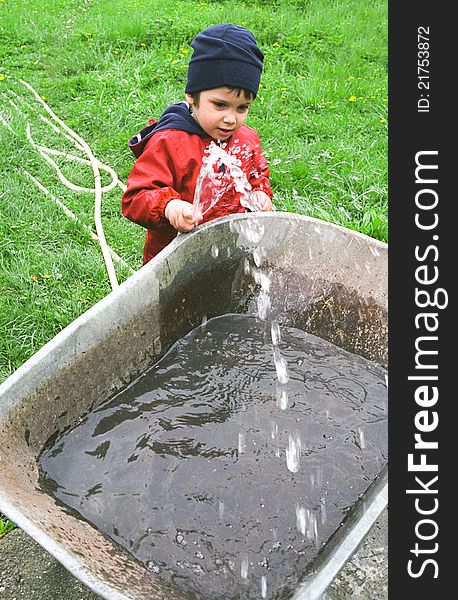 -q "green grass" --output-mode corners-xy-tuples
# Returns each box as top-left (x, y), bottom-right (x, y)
(0, 0), (387, 535)
(0, 513), (15, 538)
